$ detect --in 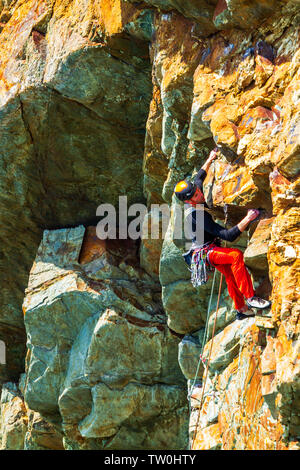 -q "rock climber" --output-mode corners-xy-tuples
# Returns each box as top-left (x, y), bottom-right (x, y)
(174, 148), (271, 320)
